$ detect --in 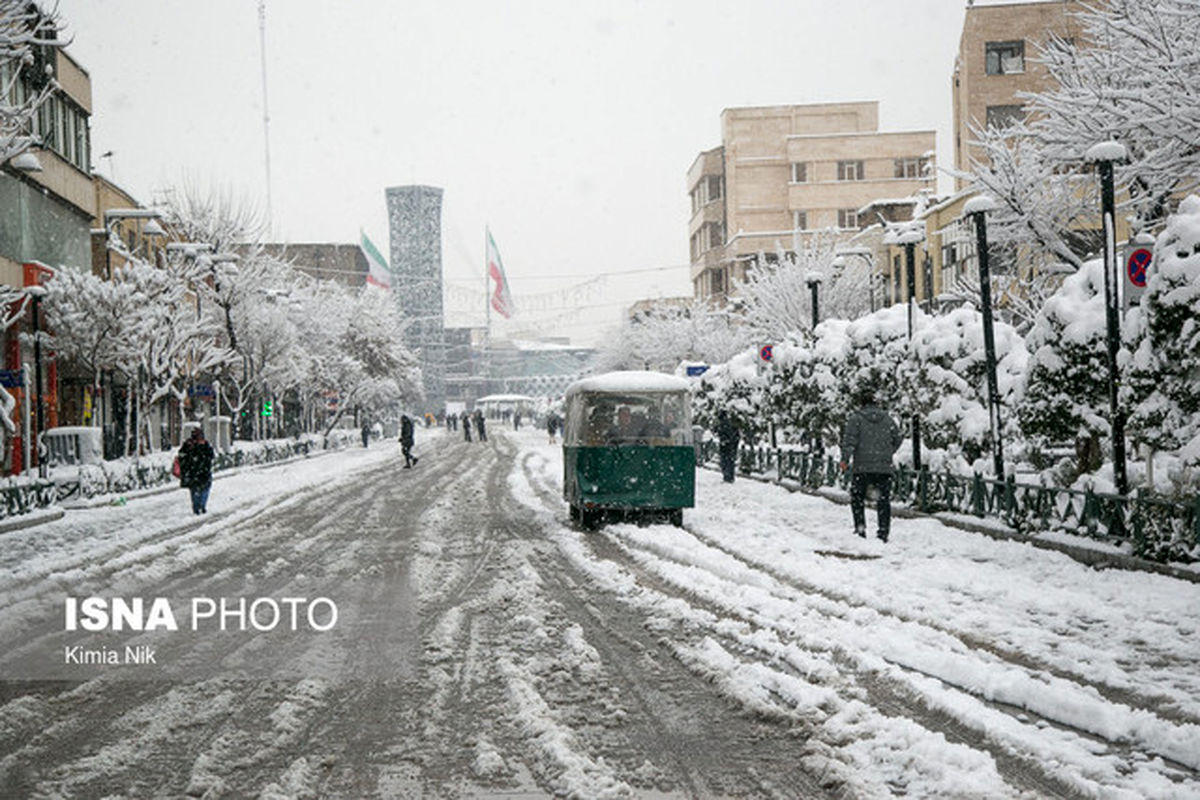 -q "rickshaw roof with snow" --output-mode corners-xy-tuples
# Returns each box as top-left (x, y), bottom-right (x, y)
(564, 371), (691, 399)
